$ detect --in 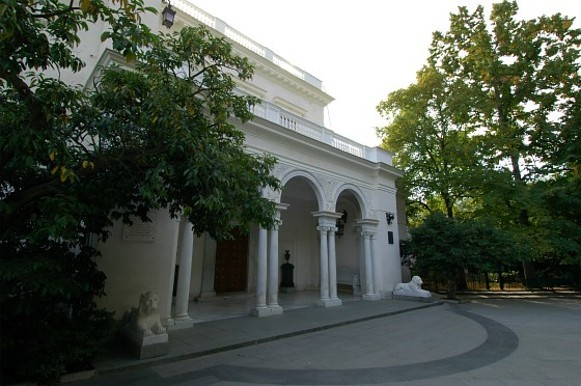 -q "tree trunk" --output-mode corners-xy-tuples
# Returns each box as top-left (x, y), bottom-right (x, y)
(447, 279), (457, 300)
